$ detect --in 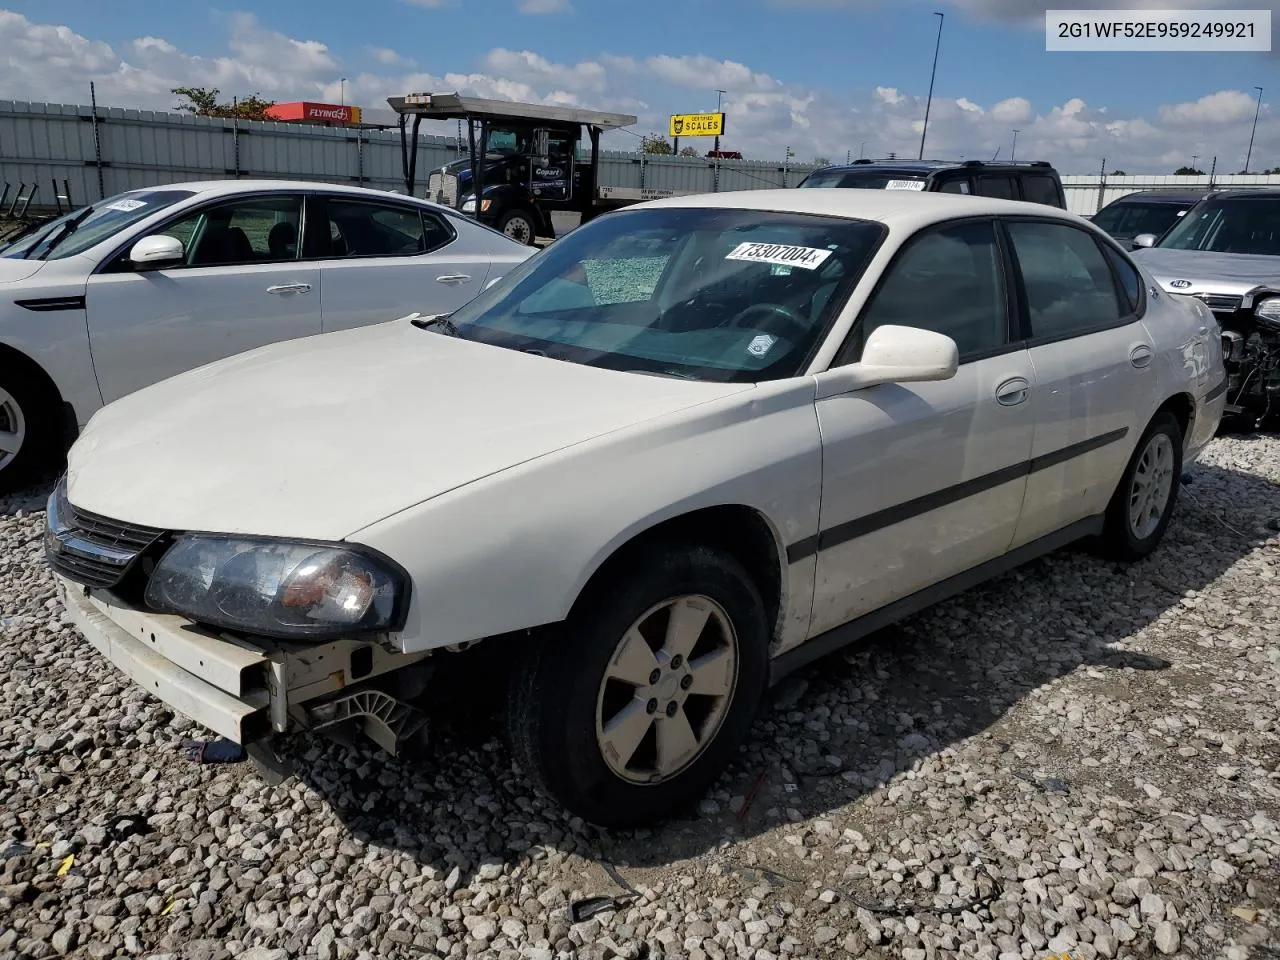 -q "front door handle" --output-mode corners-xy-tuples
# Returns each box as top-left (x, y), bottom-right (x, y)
(1130, 344), (1154, 368)
(267, 283), (312, 295)
(995, 376), (1030, 406)
(436, 274), (472, 285)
